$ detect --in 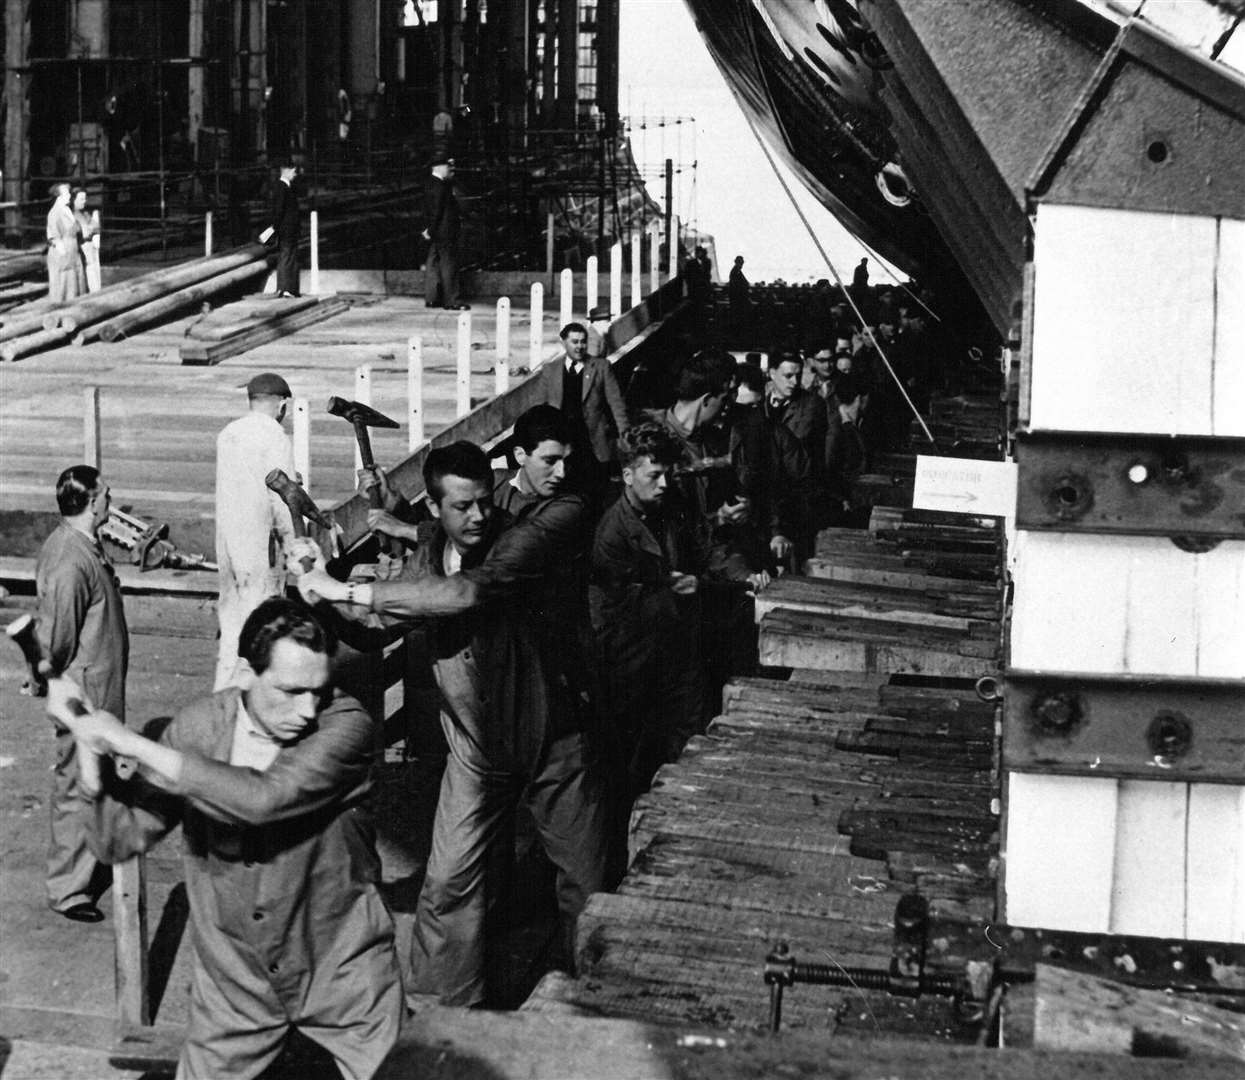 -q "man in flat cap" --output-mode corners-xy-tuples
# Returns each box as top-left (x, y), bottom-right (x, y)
(214, 373), (298, 689)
